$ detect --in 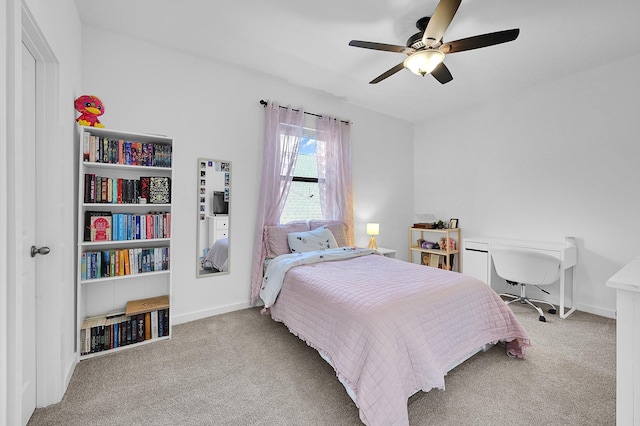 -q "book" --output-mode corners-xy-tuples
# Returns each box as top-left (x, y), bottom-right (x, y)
(113, 321), (119, 348)
(102, 138), (109, 163)
(128, 249), (135, 274)
(150, 310), (159, 339)
(163, 308), (169, 336)
(145, 312), (151, 340)
(81, 253), (87, 280)
(103, 318), (111, 351)
(117, 178), (123, 204)
(110, 177), (116, 203)
(89, 135), (96, 162)
(140, 215), (146, 240)
(90, 214), (112, 241)
(101, 177), (108, 202)
(102, 250), (111, 277)
(146, 214), (153, 239)
(148, 177), (171, 204)
(83, 132), (90, 162)
(83, 211), (111, 241)
(137, 176), (149, 203)
(165, 213), (171, 238)
(158, 310), (165, 337)
(136, 142), (143, 165)
(80, 317), (91, 355)
(84, 174), (95, 203)
(125, 295), (170, 316)
(125, 316), (132, 345)
(88, 315), (106, 352)
(118, 250), (125, 276)
(137, 315), (145, 342)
